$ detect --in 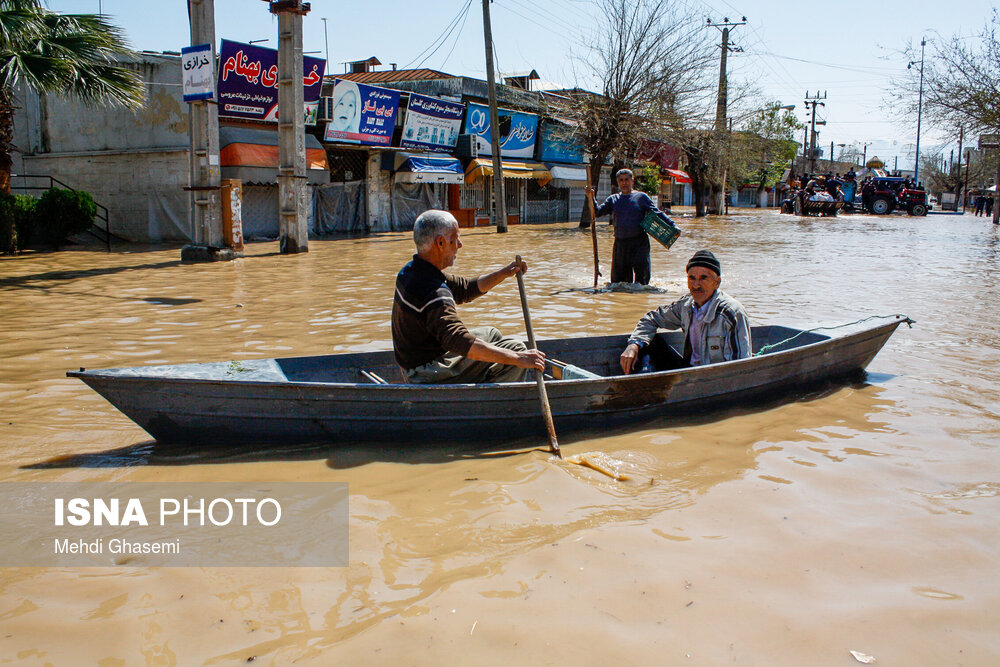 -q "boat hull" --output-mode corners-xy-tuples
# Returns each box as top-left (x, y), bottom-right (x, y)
(68, 319), (907, 446)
